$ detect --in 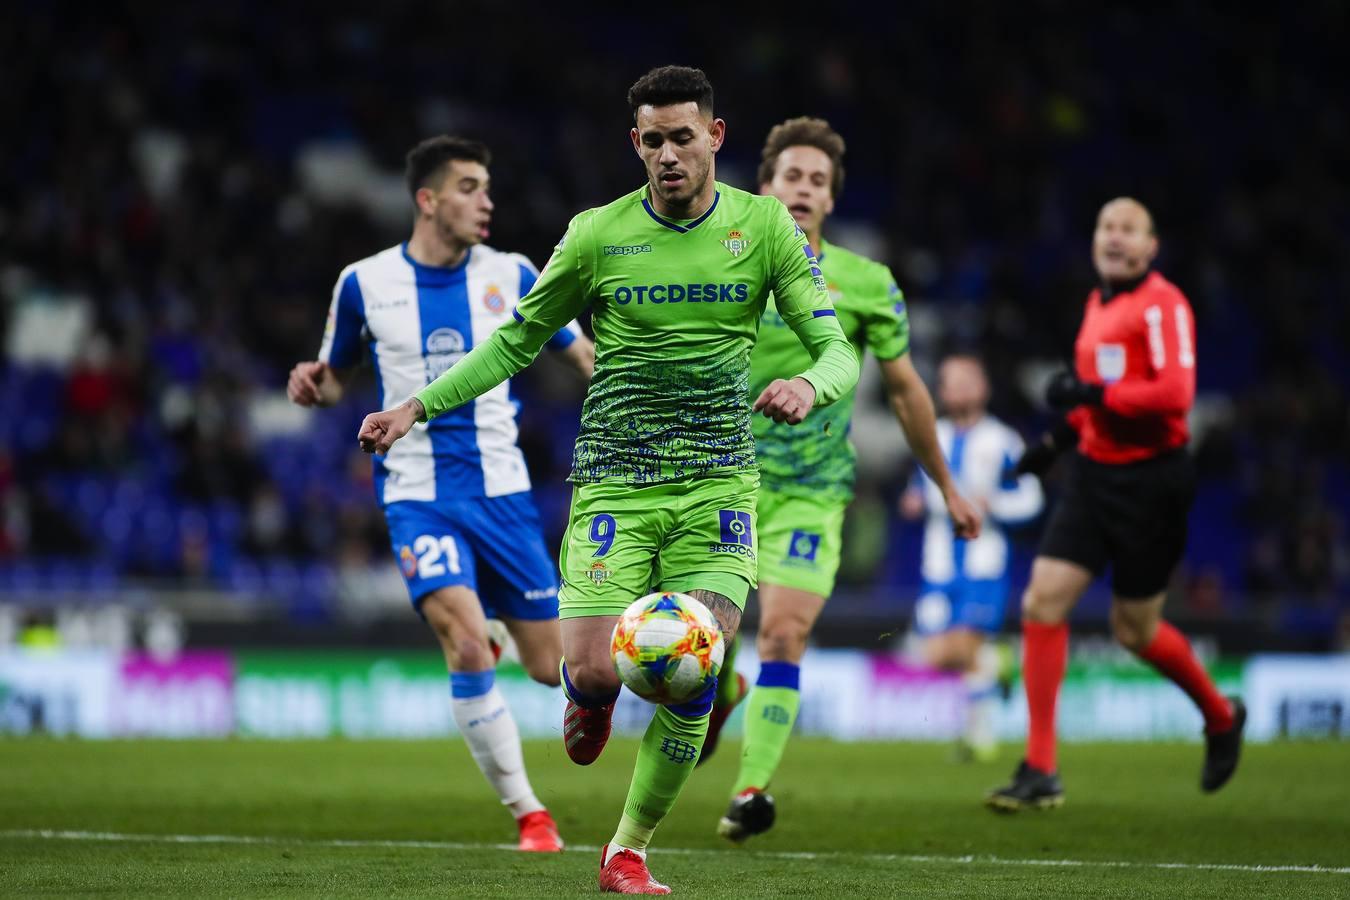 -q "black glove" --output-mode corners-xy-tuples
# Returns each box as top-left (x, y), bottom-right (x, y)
(1014, 440), (1060, 477)
(1045, 370), (1104, 411)
(1013, 420), (1077, 477)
